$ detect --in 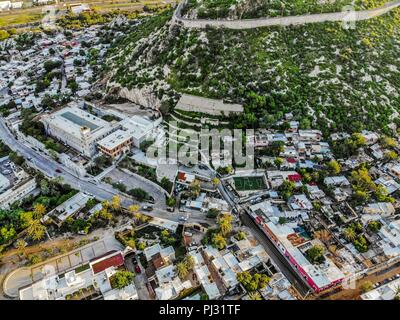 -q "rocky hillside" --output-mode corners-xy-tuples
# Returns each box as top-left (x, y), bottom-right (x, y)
(105, 7), (400, 136)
